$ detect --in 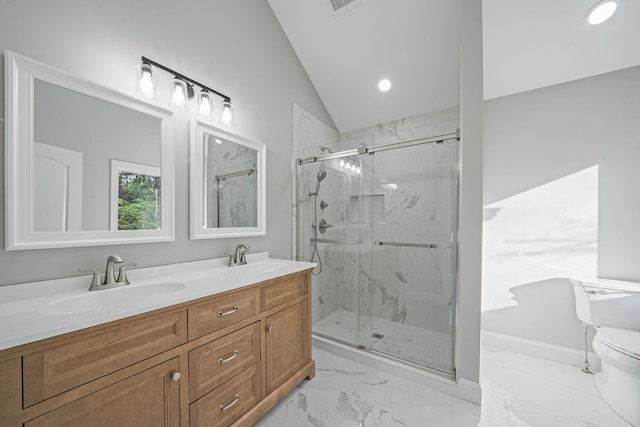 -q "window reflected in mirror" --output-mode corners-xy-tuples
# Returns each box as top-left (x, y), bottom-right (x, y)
(110, 161), (161, 231)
